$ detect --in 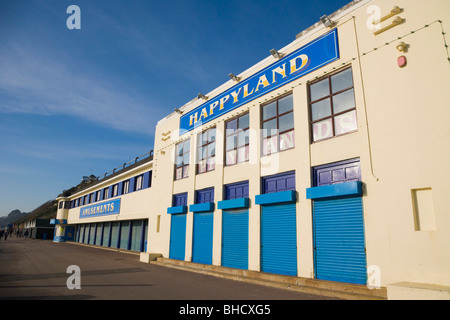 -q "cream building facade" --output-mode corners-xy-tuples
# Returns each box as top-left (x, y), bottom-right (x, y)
(55, 0), (450, 299)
